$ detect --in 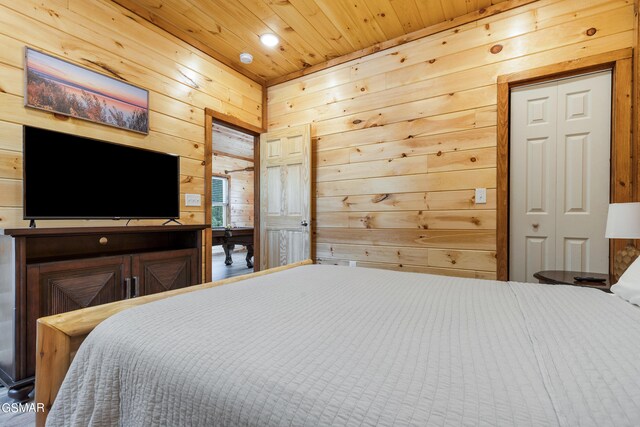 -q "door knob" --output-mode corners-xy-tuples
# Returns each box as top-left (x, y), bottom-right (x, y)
(532, 223), (539, 230)
(301, 220), (308, 227)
